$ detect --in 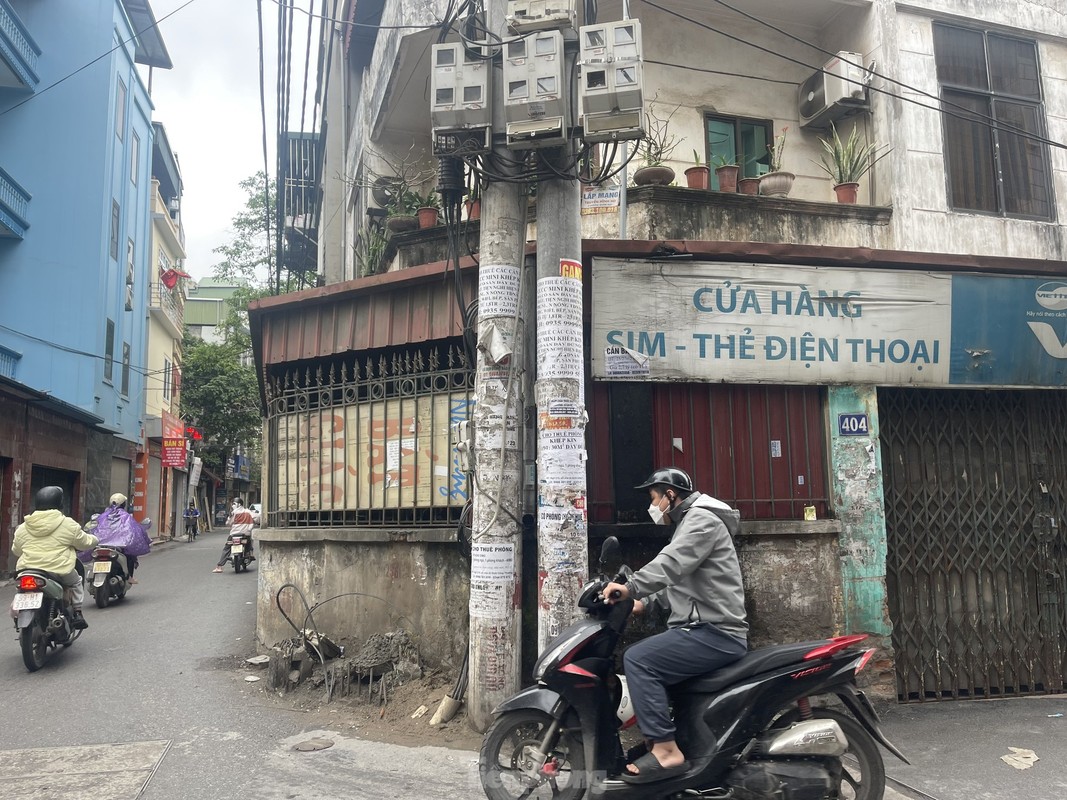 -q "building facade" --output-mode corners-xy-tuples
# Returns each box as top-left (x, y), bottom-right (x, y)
(251, 0), (1067, 701)
(141, 121), (188, 538)
(0, 0), (171, 568)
